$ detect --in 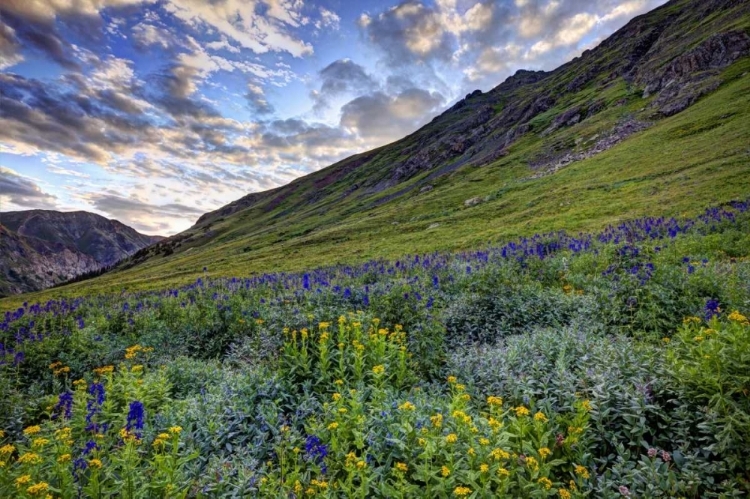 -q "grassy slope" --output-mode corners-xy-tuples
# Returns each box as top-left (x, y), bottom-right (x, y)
(3, 57), (748, 310)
